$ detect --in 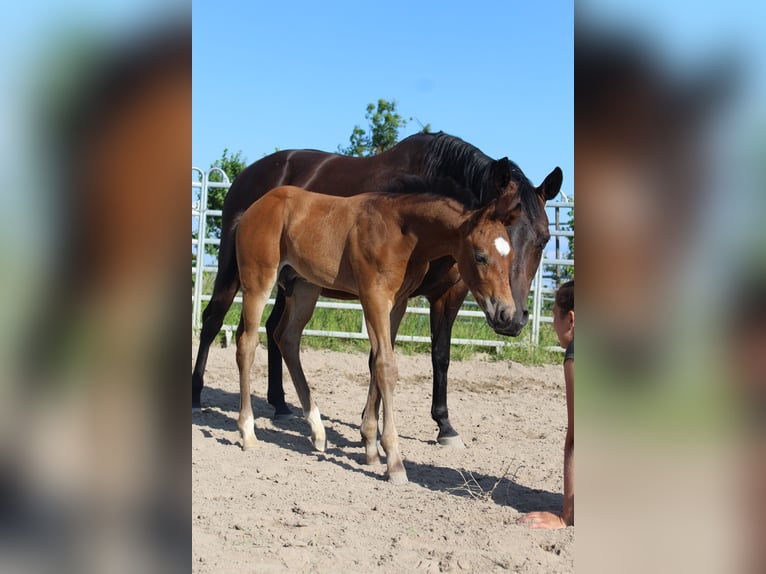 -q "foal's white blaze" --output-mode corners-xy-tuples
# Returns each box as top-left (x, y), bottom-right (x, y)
(494, 236), (511, 257)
